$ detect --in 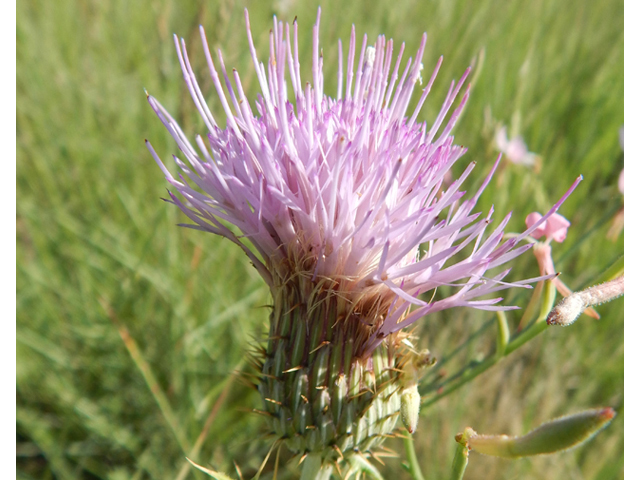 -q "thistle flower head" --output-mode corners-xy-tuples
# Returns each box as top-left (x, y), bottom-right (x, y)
(146, 8), (580, 461)
(147, 8), (579, 356)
